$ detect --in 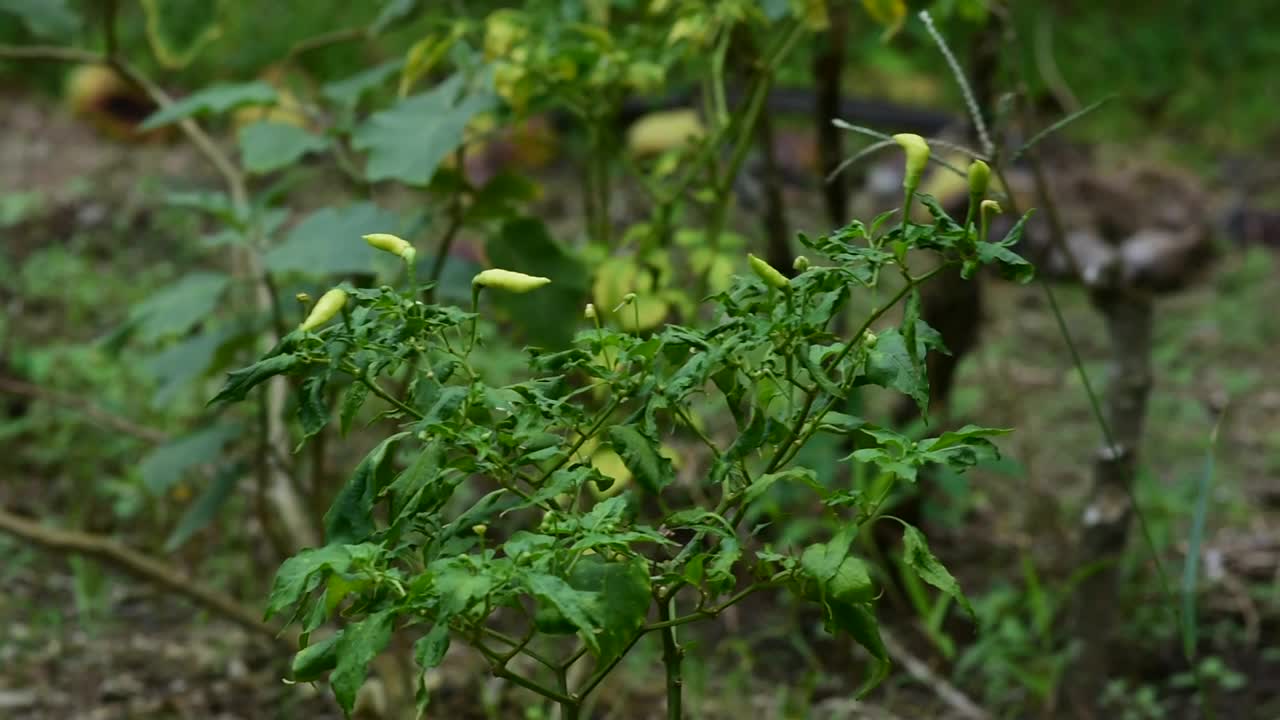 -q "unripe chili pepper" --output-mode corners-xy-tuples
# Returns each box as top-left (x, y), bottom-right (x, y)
(471, 268), (552, 293)
(299, 288), (347, 331)
(363, 233), (416, 264)
(892, 133), (931, 191)
(748, 253), (789, 291)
